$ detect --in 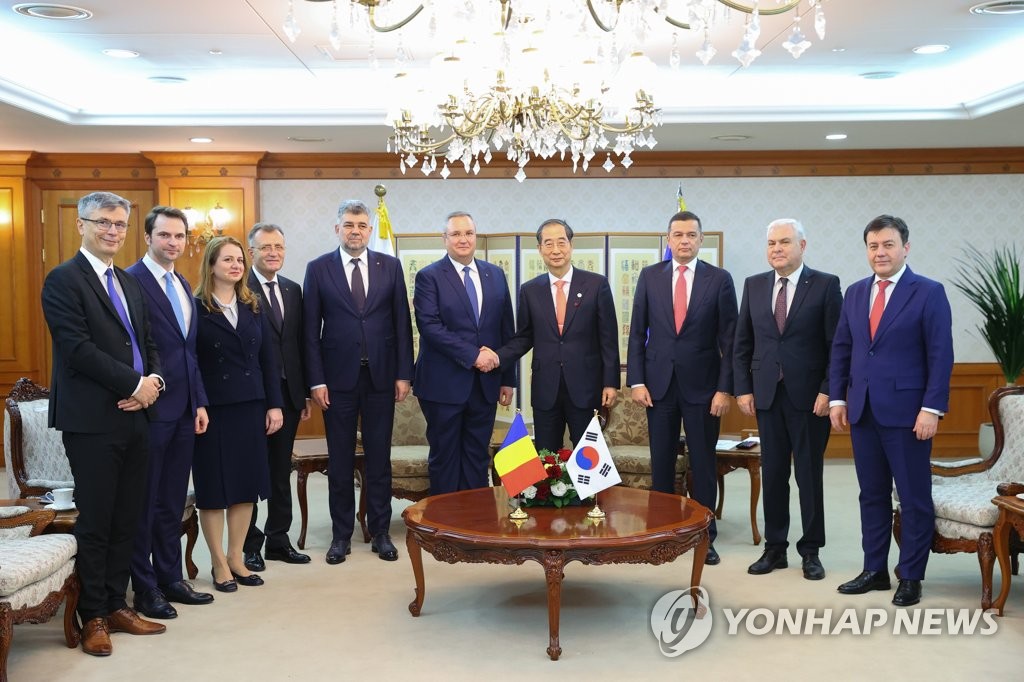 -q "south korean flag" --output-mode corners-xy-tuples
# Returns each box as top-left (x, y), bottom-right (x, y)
(566, 415), (621, 499)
